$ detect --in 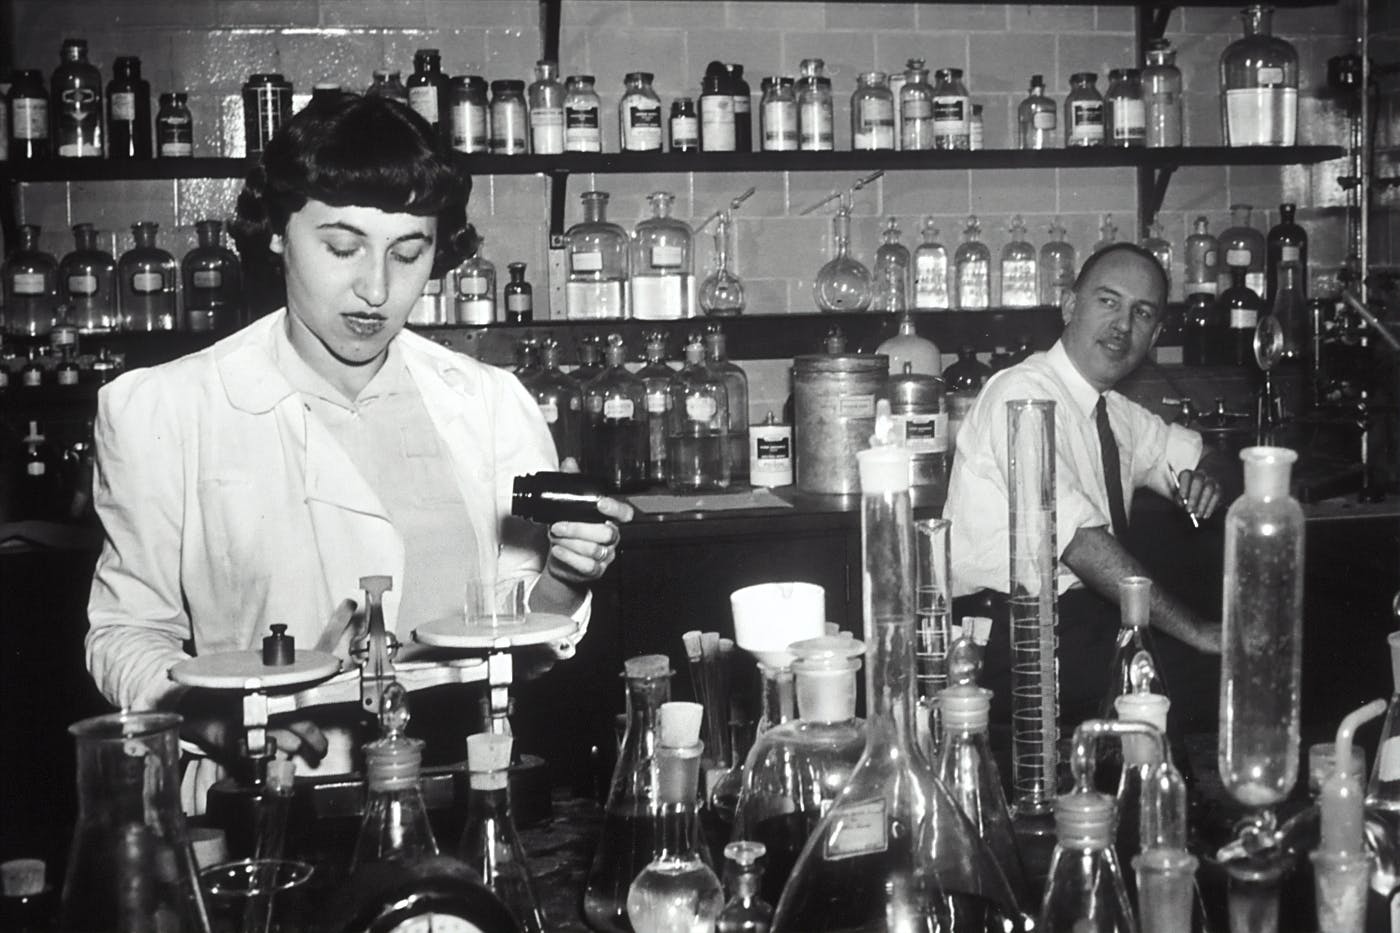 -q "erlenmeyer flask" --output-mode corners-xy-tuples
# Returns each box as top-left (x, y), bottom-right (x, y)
(584, 654), (677, 932)
(457, 733), (547, 933)
(1038, 791), (1136, 933)
(60, 711), (211, 932)
(771, 434), (1024, 931)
